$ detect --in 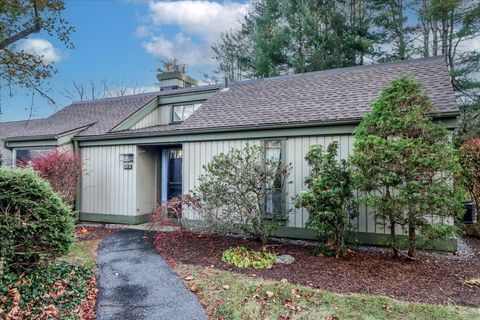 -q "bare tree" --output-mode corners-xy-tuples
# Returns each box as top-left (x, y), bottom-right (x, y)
(61, 78), (155, 102)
